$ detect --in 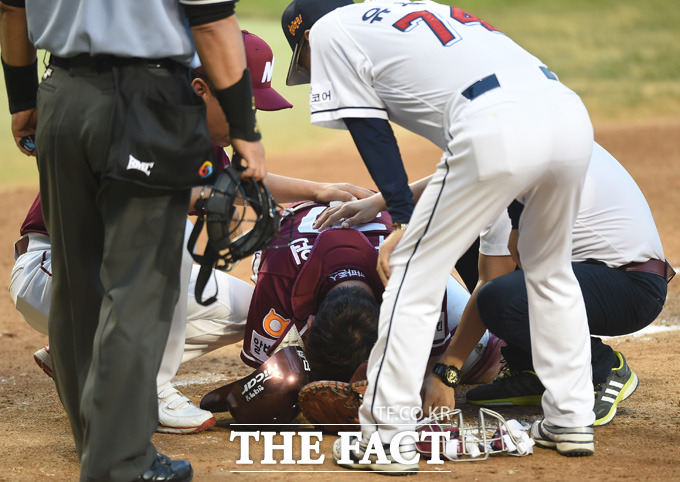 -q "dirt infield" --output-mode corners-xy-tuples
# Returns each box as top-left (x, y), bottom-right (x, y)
(1, 118), (679, 481)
